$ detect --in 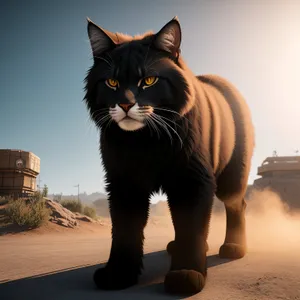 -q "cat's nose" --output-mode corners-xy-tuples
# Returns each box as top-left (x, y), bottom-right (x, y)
(119, 103), (135, 112)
